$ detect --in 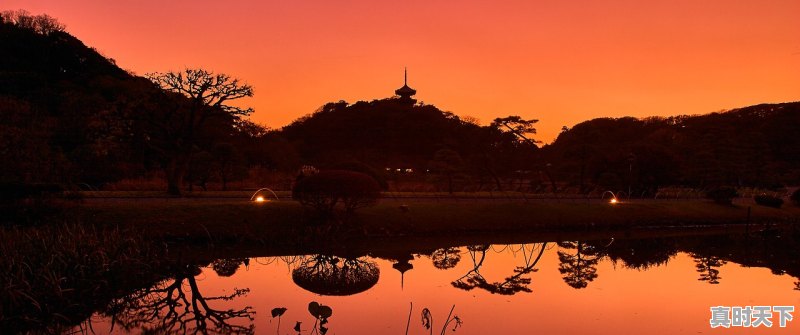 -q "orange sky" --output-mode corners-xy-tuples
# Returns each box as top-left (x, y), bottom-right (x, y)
(6, 0), (800, 142)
